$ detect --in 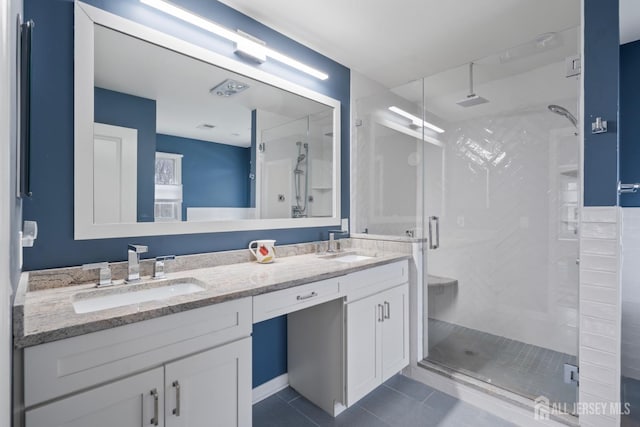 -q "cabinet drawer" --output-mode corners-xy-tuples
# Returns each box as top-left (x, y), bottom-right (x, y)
(341, 260), (408, 302)
(24, 297), (252, 407)
(253, 278), (341, 323)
